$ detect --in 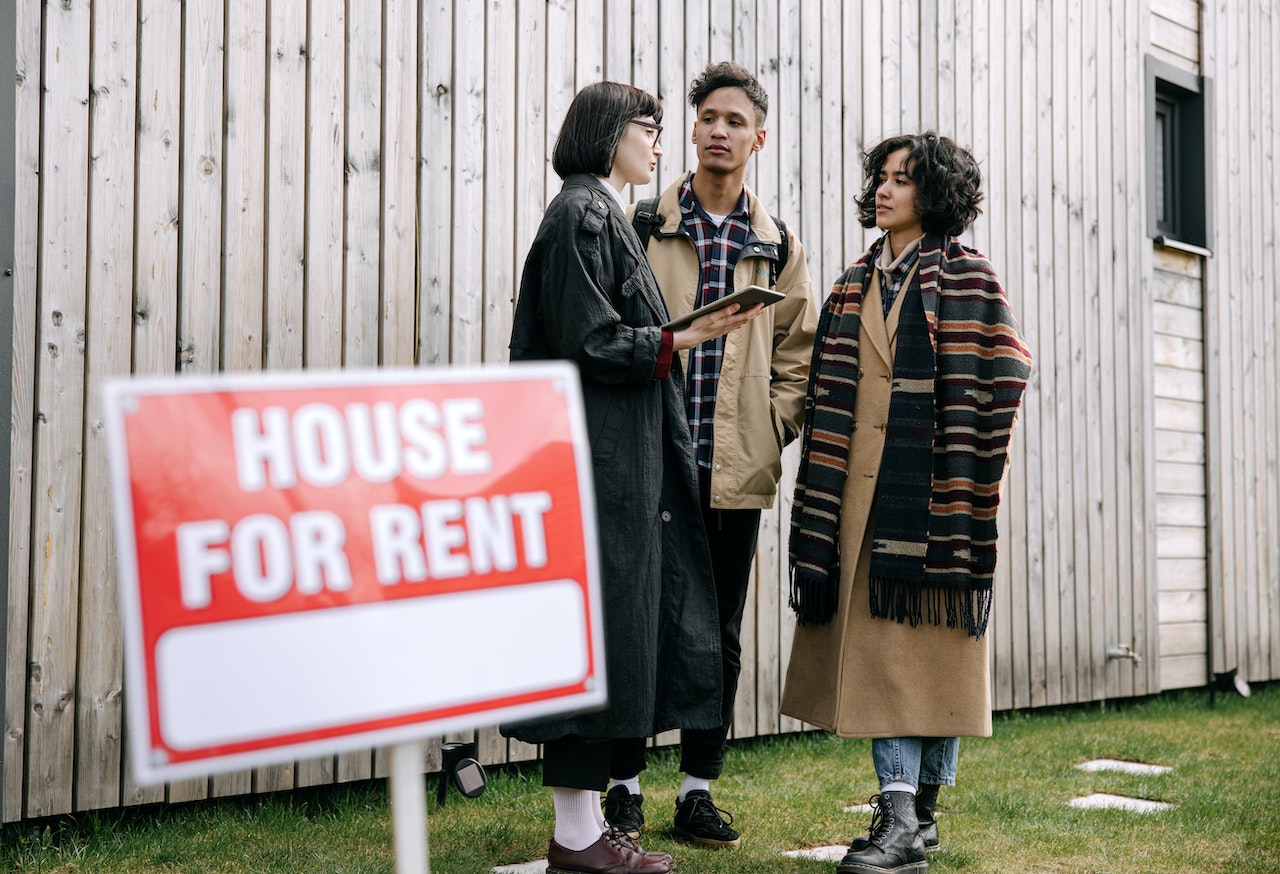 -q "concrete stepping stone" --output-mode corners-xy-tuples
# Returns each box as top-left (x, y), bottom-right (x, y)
(1077, 758), (1171, 776)
(784, 845), (850, 862)
(492, 861), (547, 873)
(1068, 792), (1173, 813)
